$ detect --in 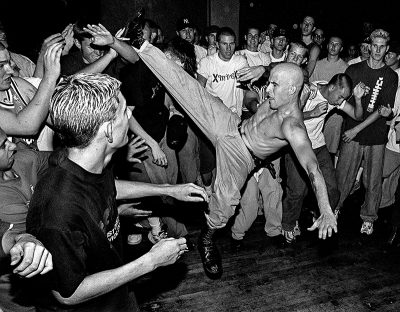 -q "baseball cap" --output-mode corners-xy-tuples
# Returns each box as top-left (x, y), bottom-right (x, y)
(271, 27), (287, 39)
(176, 17), (194, 31)
(388, 40), (400, 55)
